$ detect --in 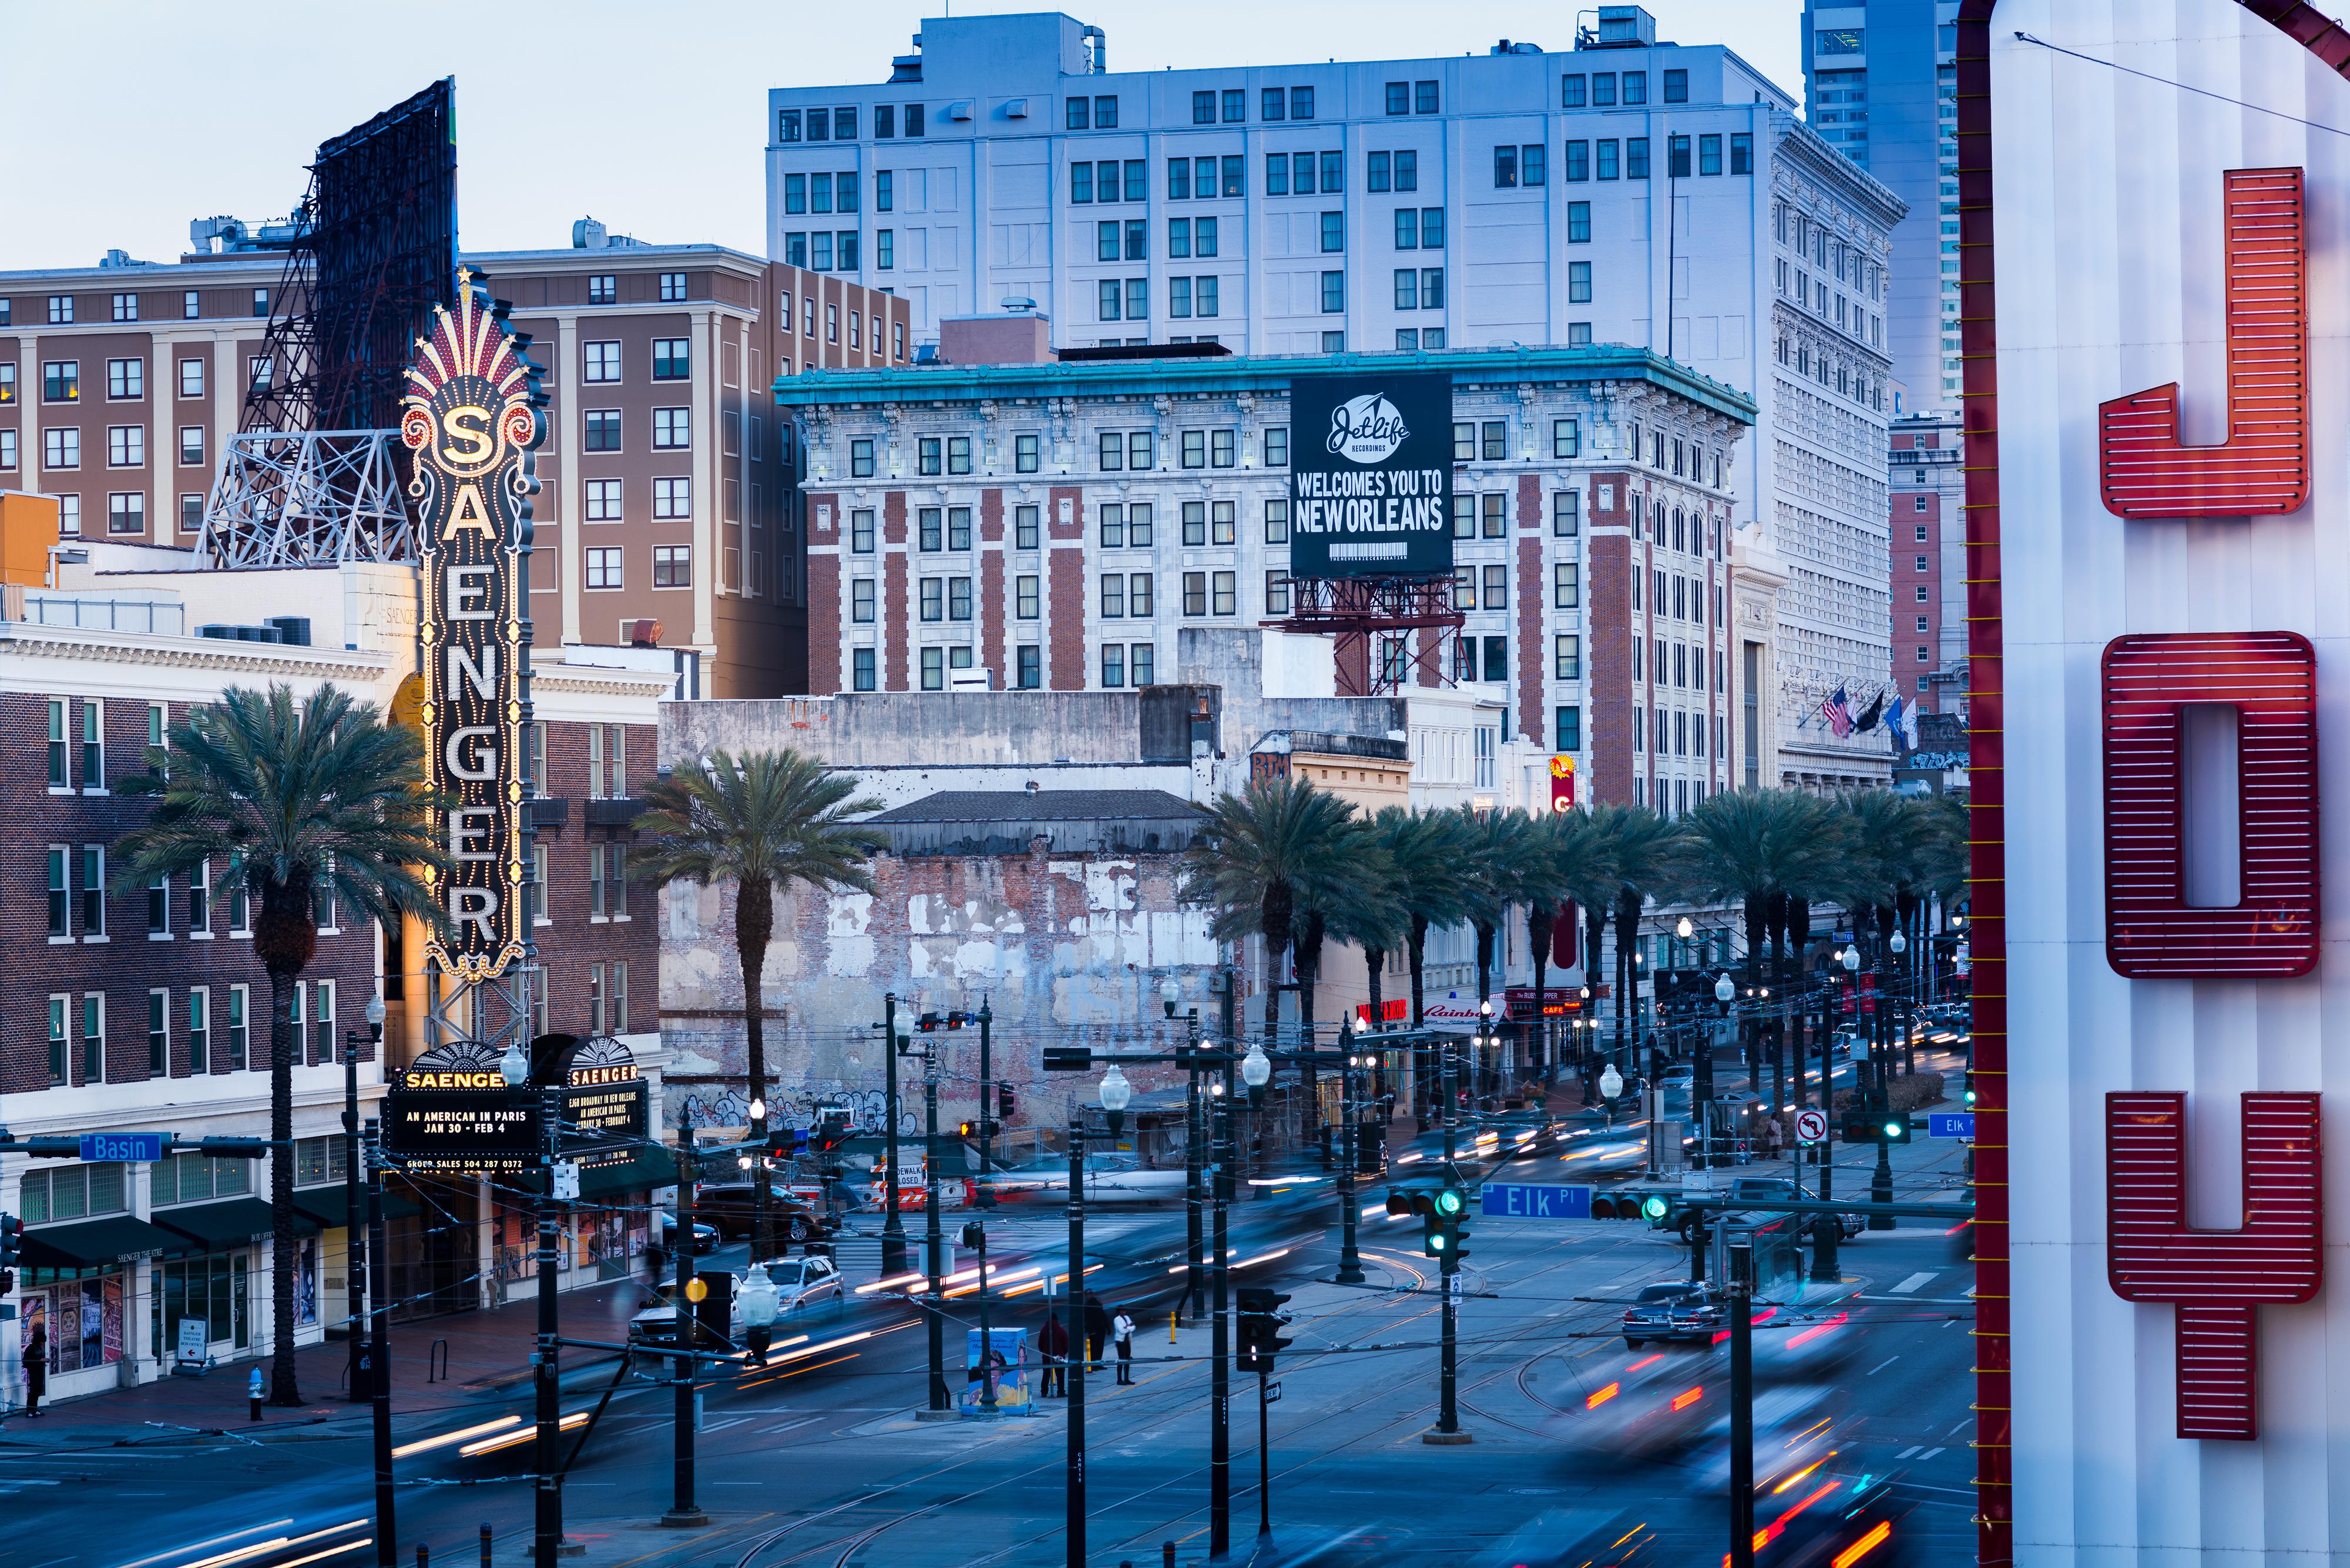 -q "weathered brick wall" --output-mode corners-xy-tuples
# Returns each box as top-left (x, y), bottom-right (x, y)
(805, 491), (842, 694)
(532, 717), (661, 1039)
(658, 845), (1216, 1133)
(1587, 471), (1634, 807)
